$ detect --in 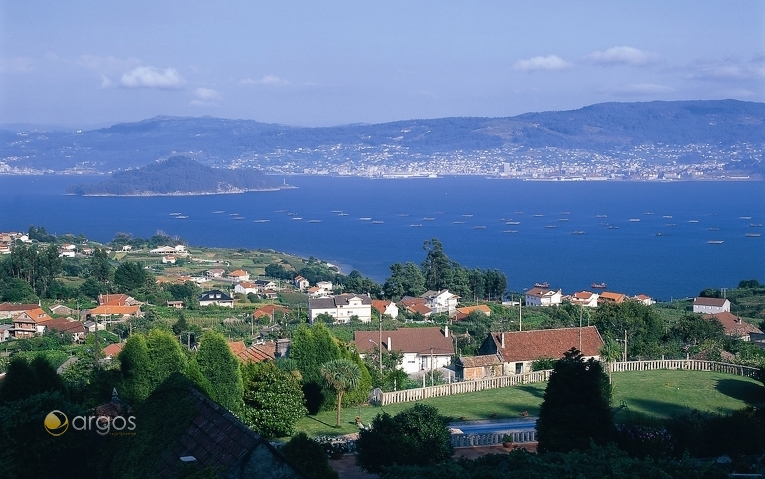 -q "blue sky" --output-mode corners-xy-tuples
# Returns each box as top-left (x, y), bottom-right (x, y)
(1, 1), (763, 128)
